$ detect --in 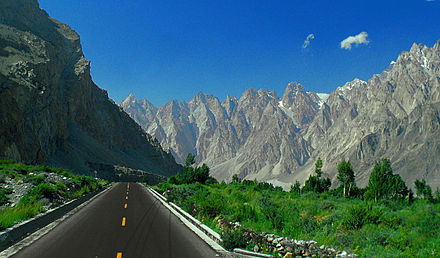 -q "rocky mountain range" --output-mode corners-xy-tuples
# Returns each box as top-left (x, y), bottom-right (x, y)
(0, 0), (181, 177)
(121, 41), (440, 189)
